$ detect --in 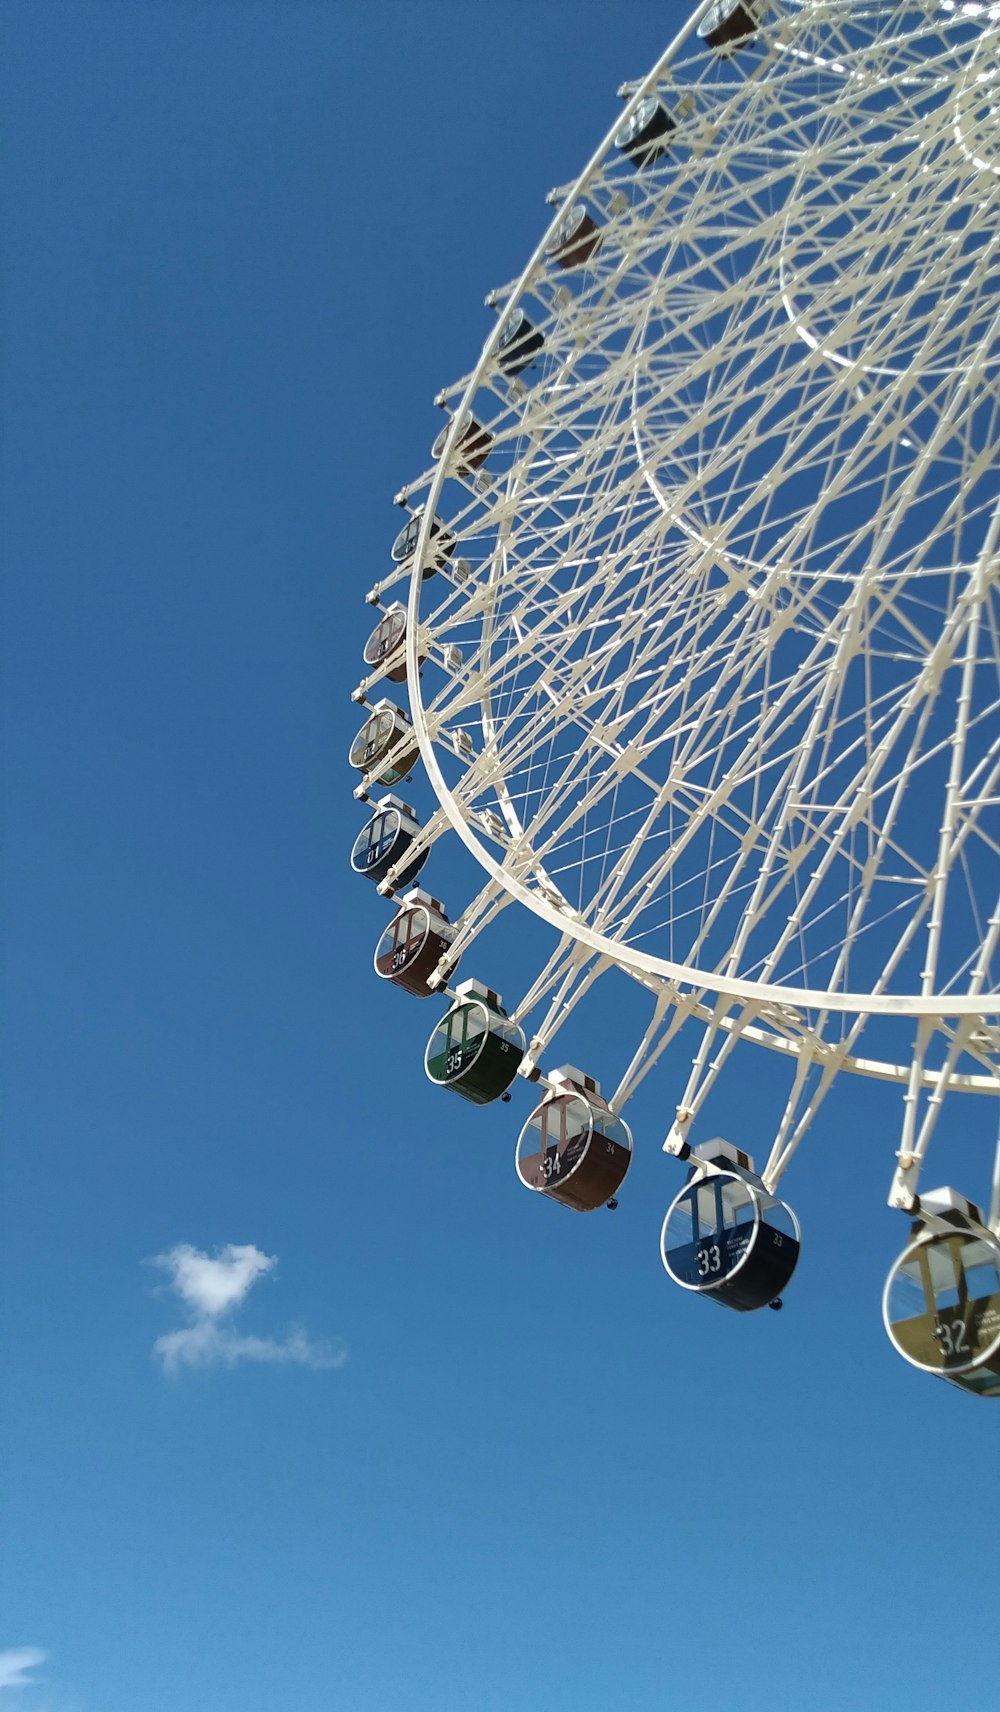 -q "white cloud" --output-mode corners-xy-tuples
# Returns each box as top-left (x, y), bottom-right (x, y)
(0, 1649), (45, 1692)
(150, 1242), (346, 1376)
(154, 1241), (275, 1318)
(155, 1320), (347, 1375)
